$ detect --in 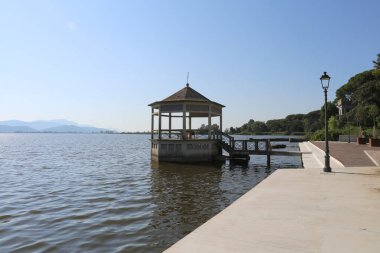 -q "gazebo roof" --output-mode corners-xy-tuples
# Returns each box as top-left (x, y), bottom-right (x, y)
(163, 84), (210, 102)
(148, 84), (225, 107)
